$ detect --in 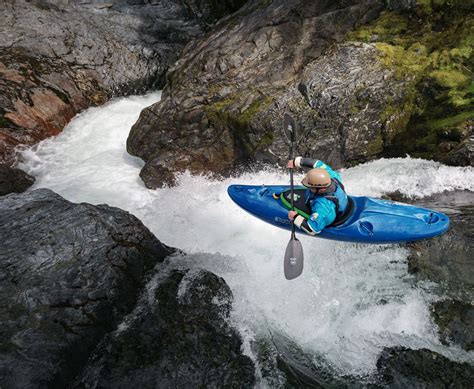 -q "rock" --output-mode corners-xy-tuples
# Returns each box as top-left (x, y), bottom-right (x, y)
(75, 267), (255, 388)
(254, 332), (364, 388)
(272, 42), (408, 167)
(432, 300), (474, 352)
(0, 189), (175, 388)
(376, 347), (474, 387)
(128, 1), (473, 187)
(0, 164), (34, 195)
(0, 0), (246, 166)
(406, 191), (474, 352)
(127, 0), (387, 187)
(140, 157), (177, 189)
(407, 190), (474, 298)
